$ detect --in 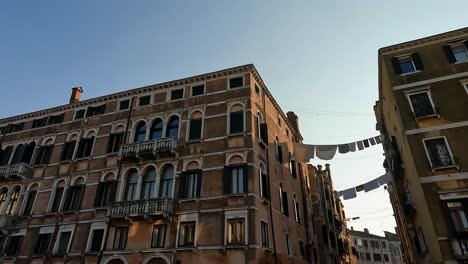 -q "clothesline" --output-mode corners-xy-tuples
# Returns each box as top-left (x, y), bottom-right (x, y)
(293, 135), (383, 161)
(337, 171), (392, 200)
